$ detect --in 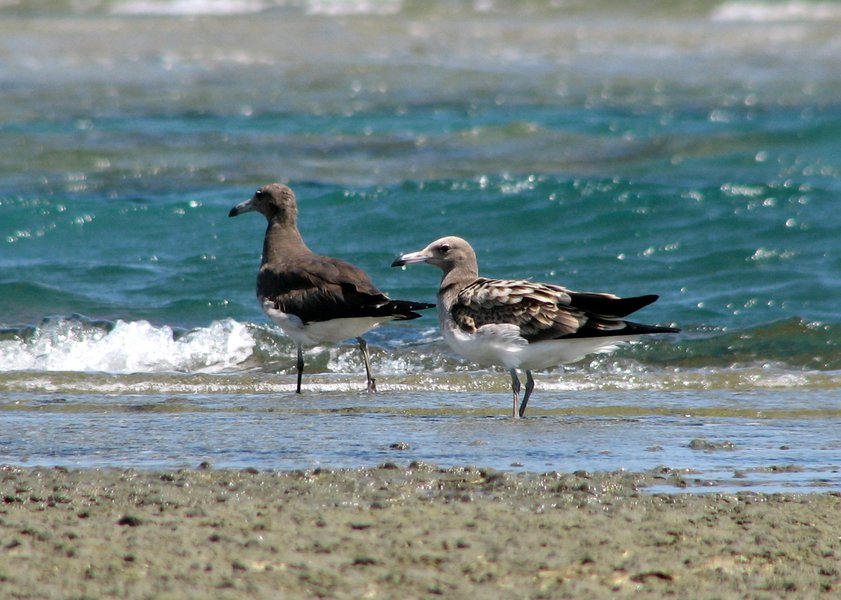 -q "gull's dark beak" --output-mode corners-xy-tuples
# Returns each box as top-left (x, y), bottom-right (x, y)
(228, 196), (257, 218)
(391, 249), (432, 267)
